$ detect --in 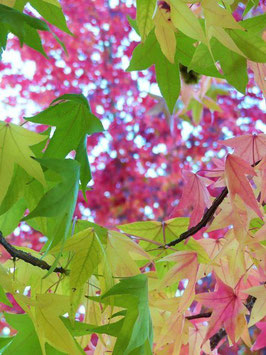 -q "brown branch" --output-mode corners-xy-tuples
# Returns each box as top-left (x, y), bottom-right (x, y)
(165, 160), (261, 248)
(0, 231), (67, 274)
(186, 311), (212, 320)
(210, 328), (227, 350)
